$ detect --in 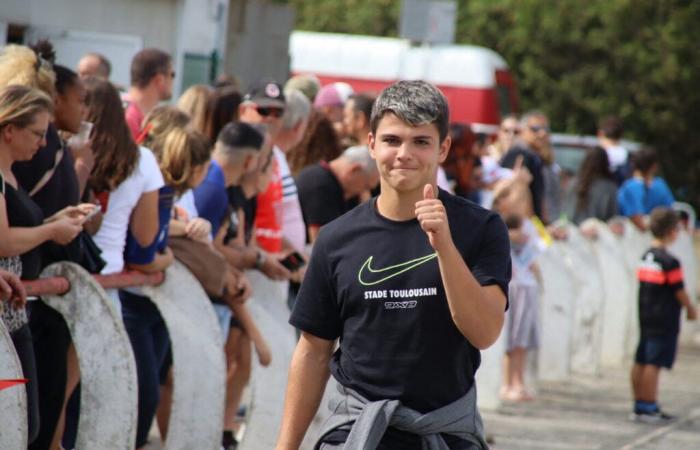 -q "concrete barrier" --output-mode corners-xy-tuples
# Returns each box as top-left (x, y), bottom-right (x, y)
(559, 225), (606, 375)
(476, 326), (506, 411)
(582, 219), (635, 368)
(40, 262), (138, 449)
(536, 242), (575, 381)
(668, 230), (699, 344)
(142, 261), (226, 450)
(239, 271), (296, 449)
(618, 222), (651, 358)
(0, 320), (27, 450)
